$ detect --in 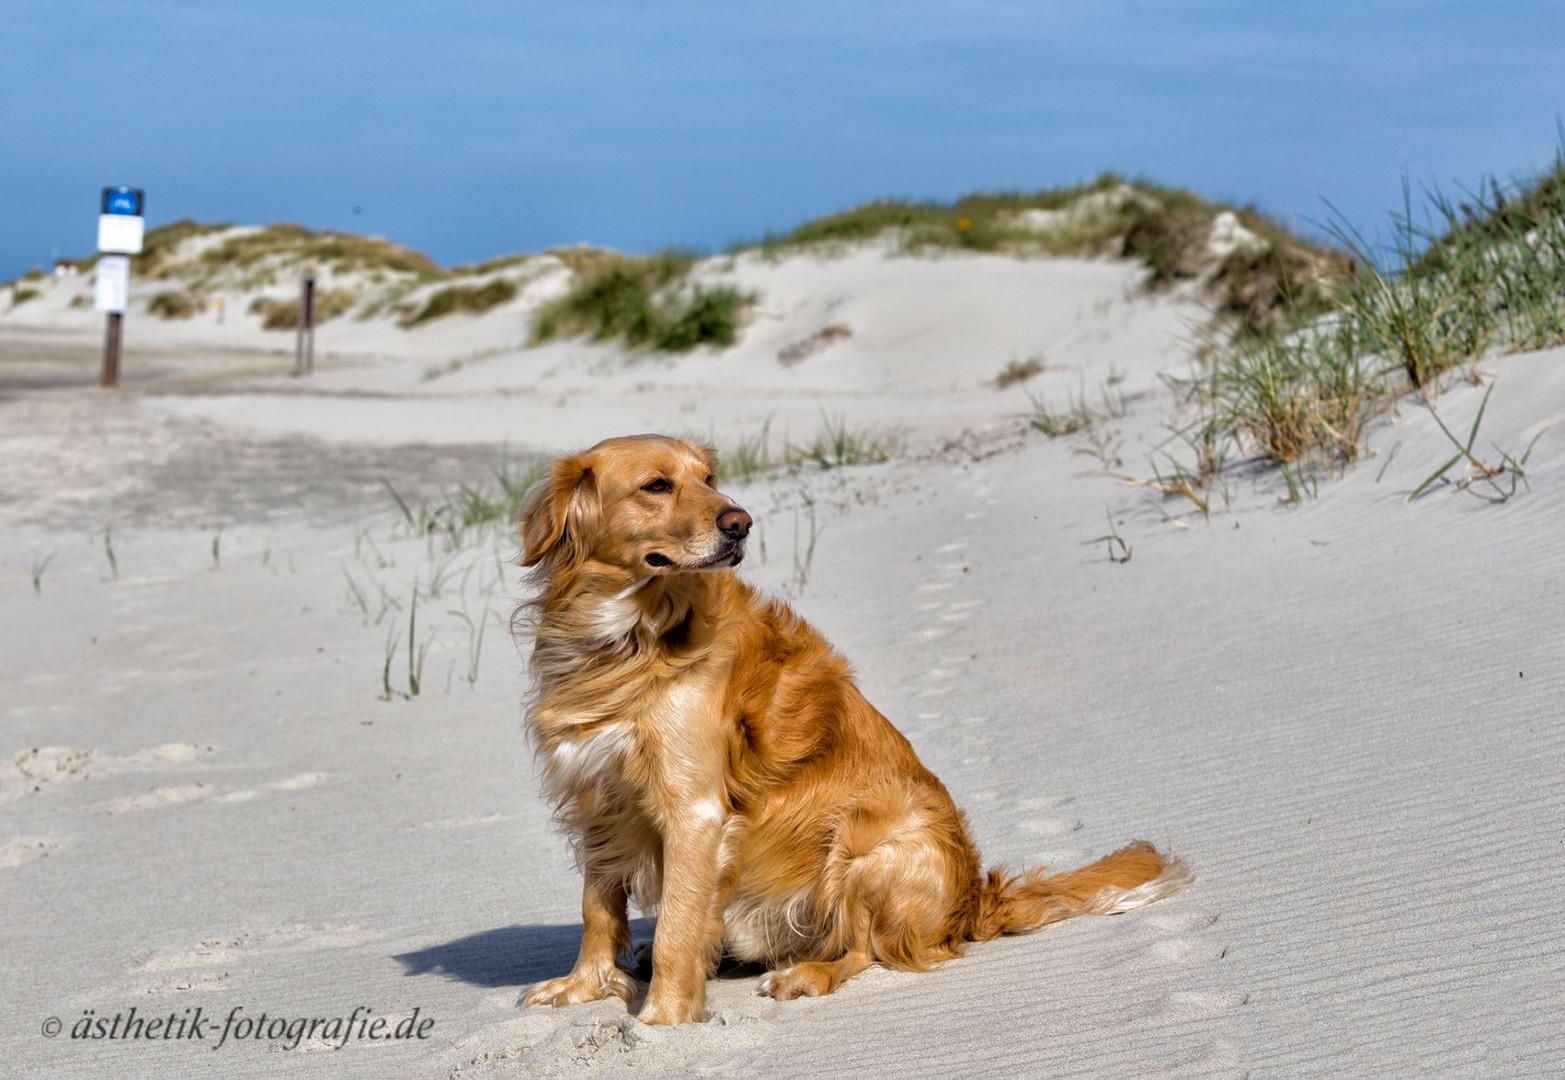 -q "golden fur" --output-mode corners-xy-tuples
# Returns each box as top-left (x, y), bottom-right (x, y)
(517, 434), (1189, 1024)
